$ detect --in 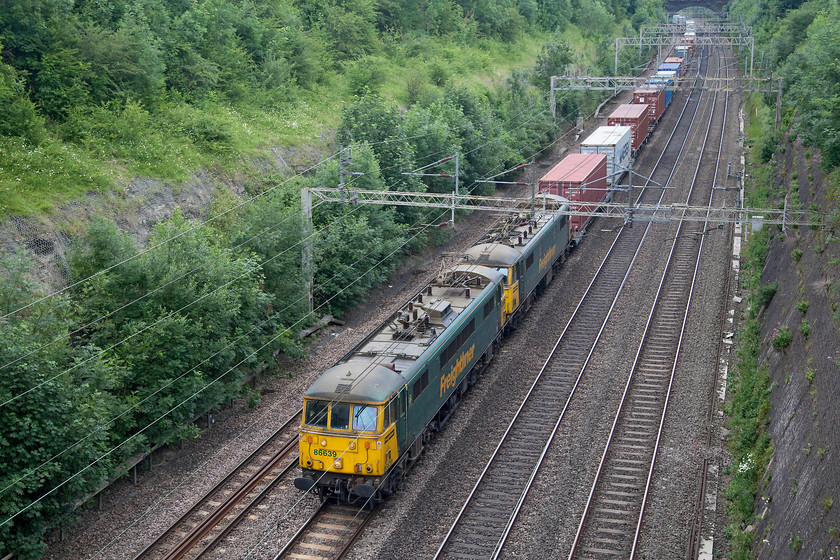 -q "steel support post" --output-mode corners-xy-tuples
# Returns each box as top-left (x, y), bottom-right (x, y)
(301, 188), (313, 314)
(615, 38), (620, 76)
(776, 78), (783, 130)
(550, 76), (556, 121)
(453, 151), (459, 225)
